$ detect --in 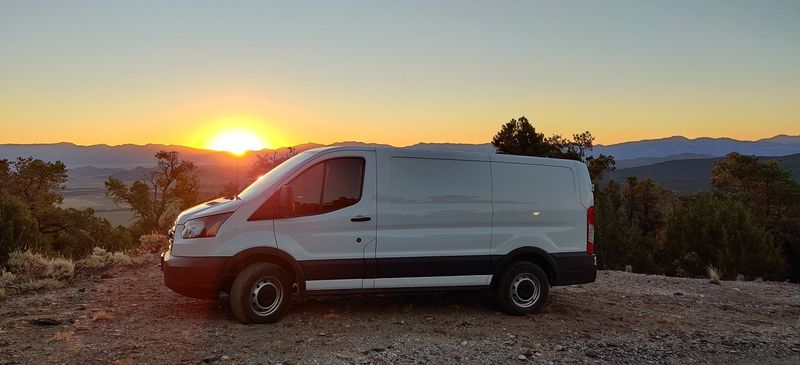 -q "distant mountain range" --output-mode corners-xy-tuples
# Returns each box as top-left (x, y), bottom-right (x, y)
(2, 134), (799, 168)
(605, 153), (800, 192)
(3, 135), (799, 225)
(592, 135), (800, 160)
